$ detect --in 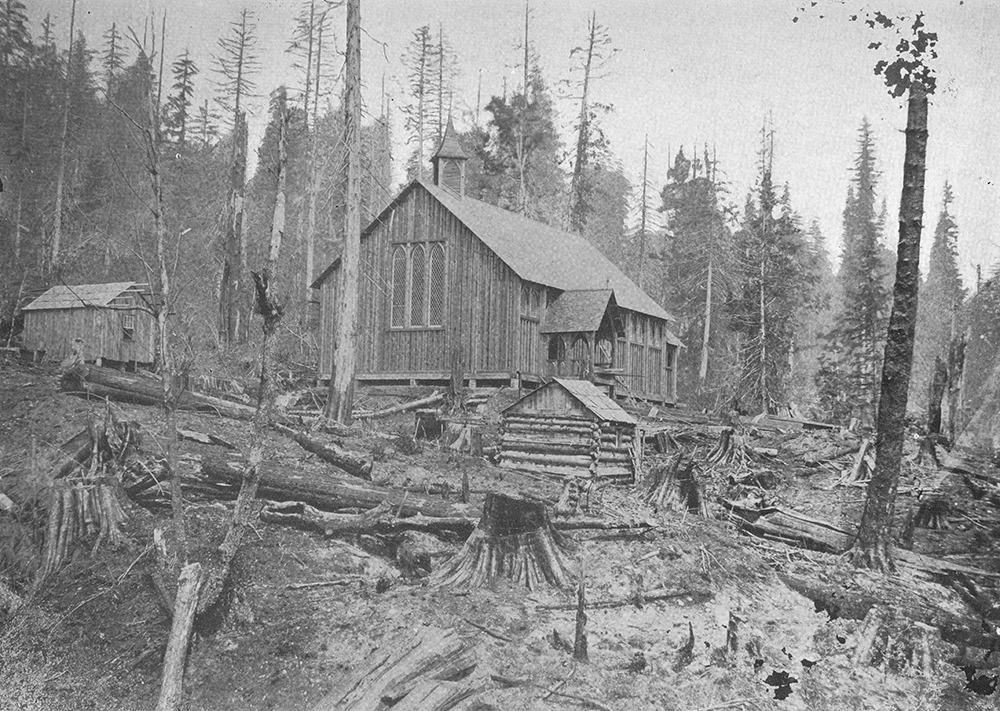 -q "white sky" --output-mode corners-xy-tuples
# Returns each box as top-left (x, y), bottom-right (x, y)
(31, 0), (1000, 288)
